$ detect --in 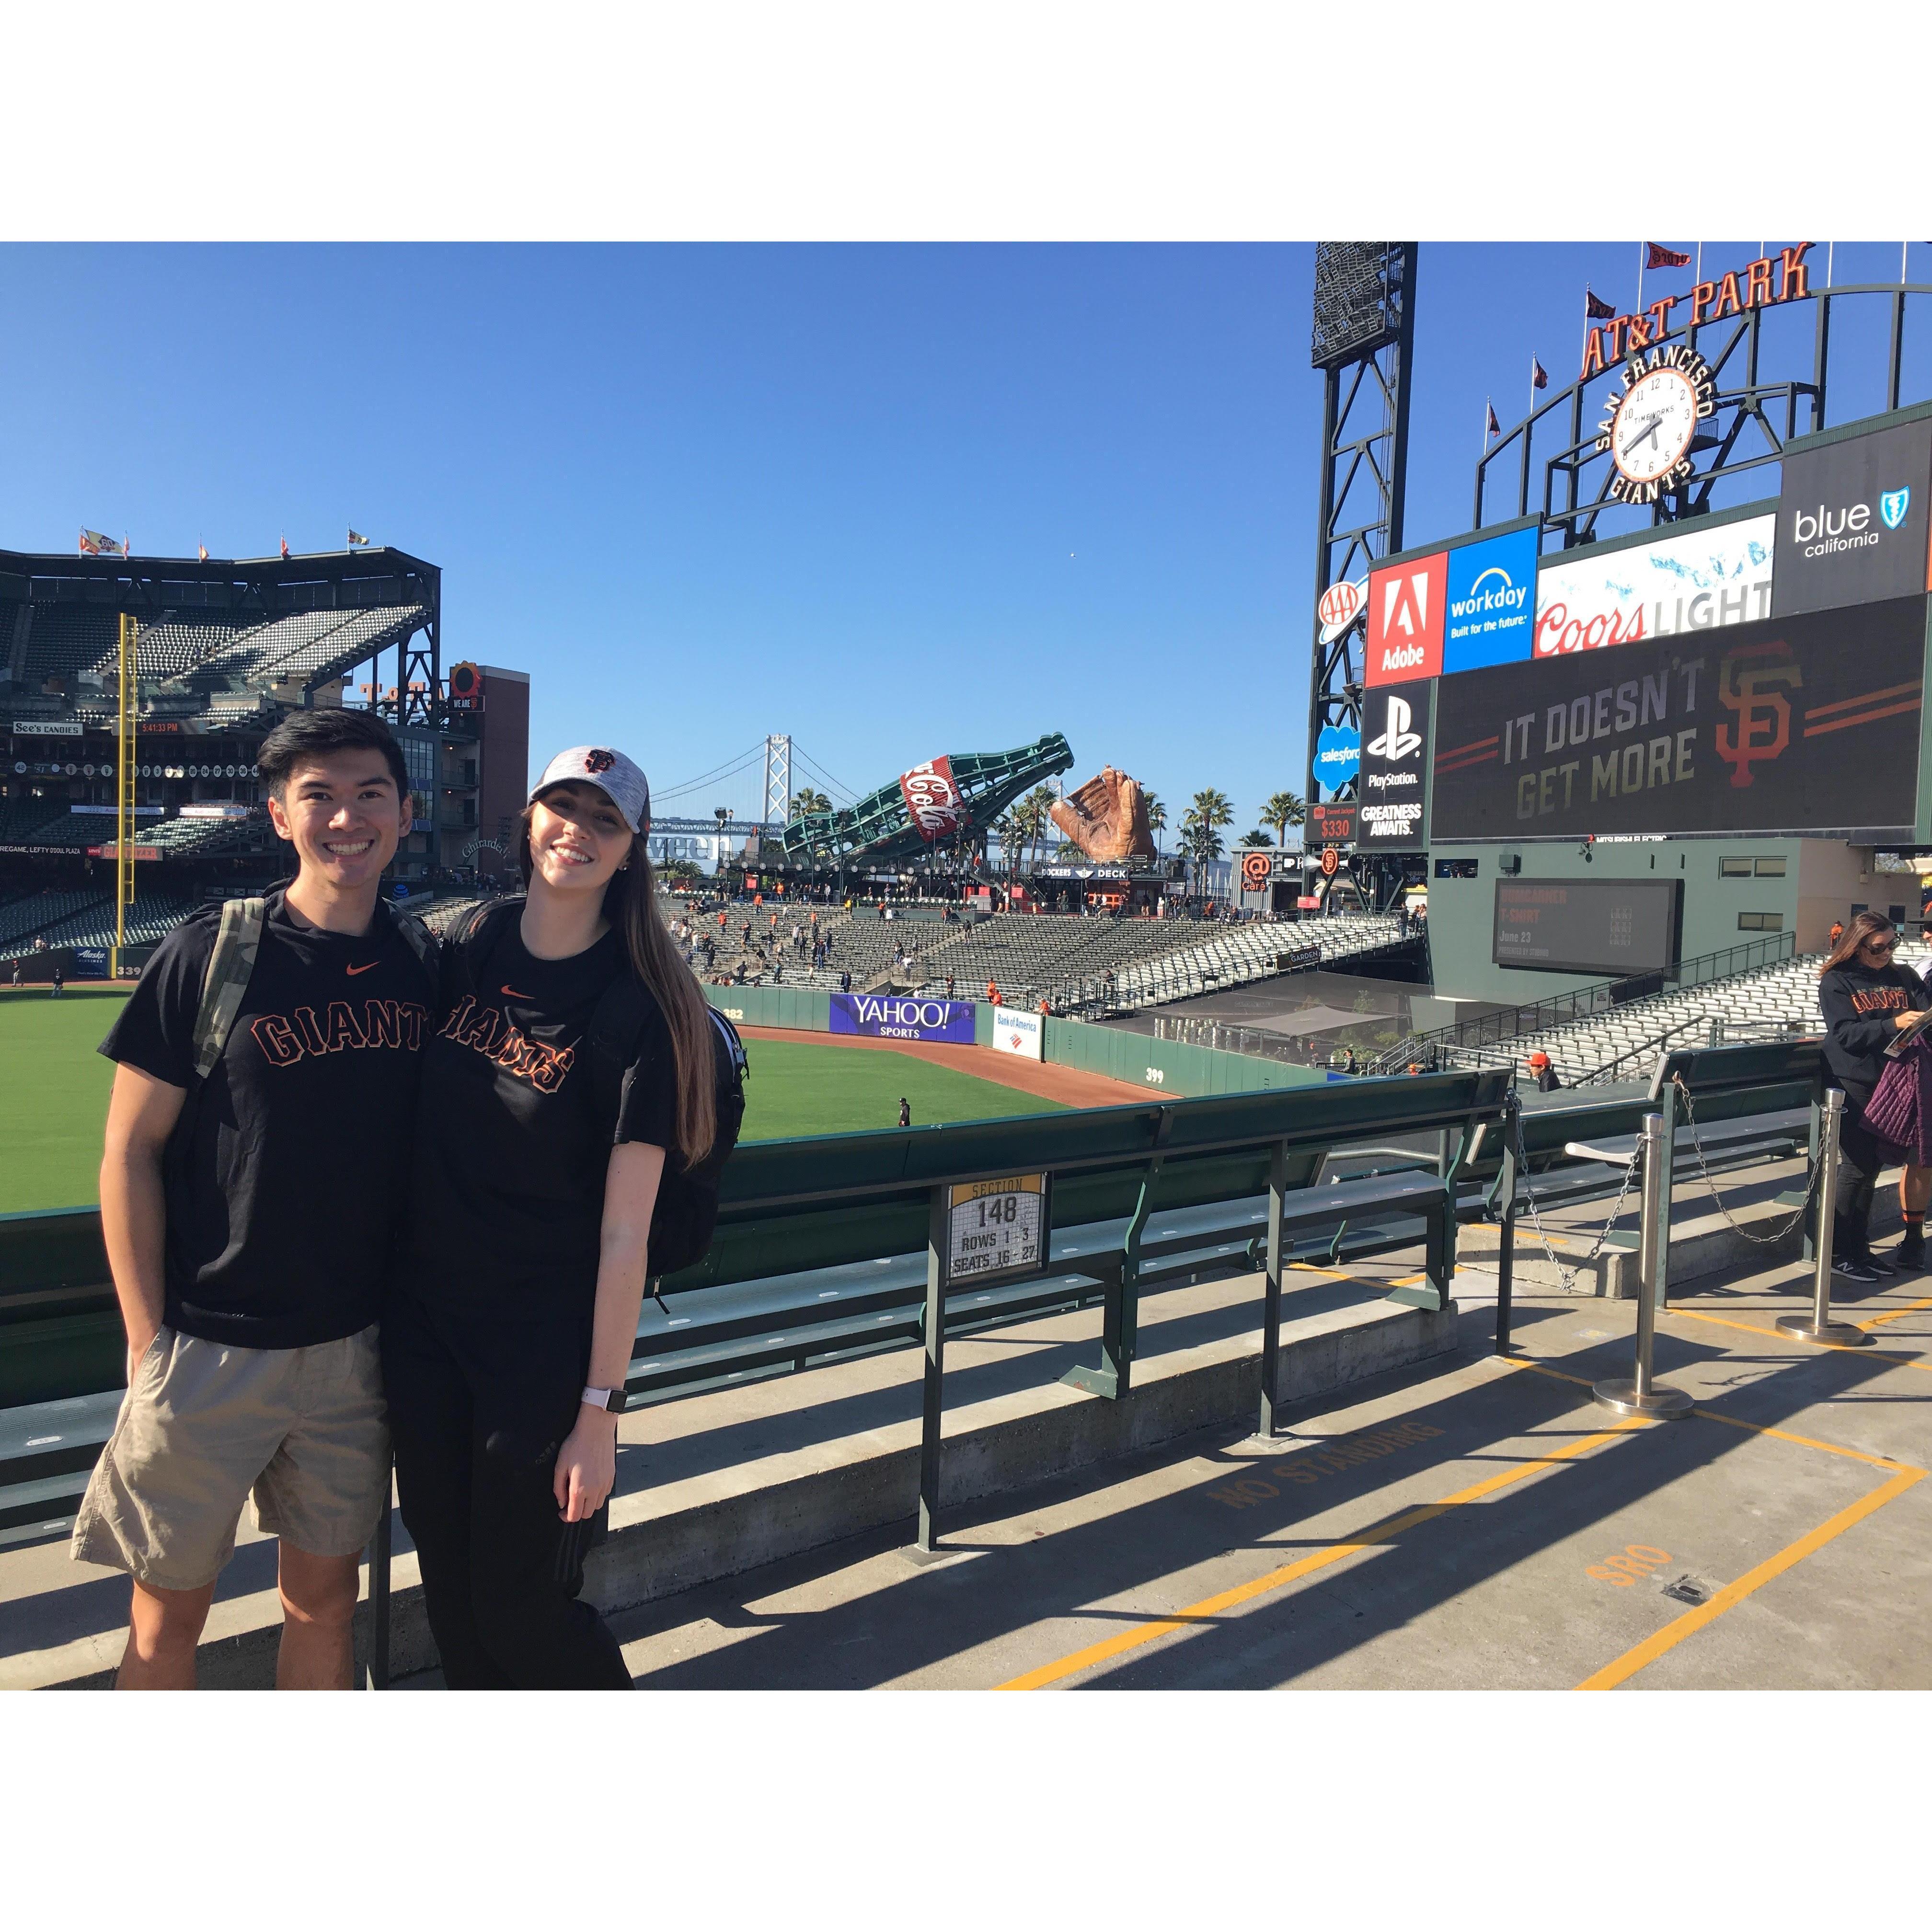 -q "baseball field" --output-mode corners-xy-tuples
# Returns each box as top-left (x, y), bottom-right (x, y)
(0, 991), (1082, 1214)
